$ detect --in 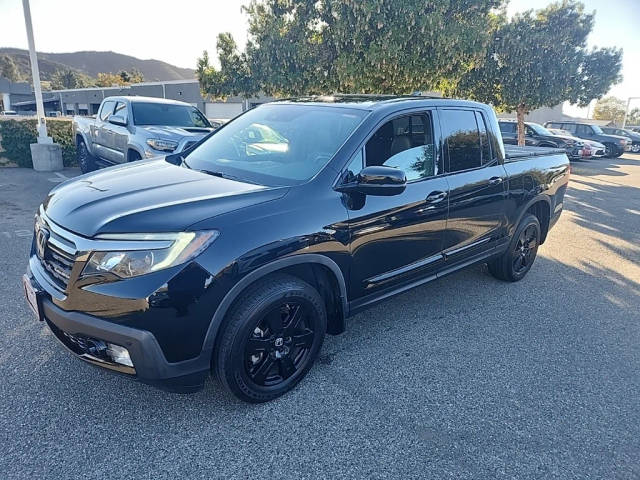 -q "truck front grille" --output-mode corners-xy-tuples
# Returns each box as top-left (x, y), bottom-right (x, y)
(41, 243), (75, 289)
(35, 212), (78, 291)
